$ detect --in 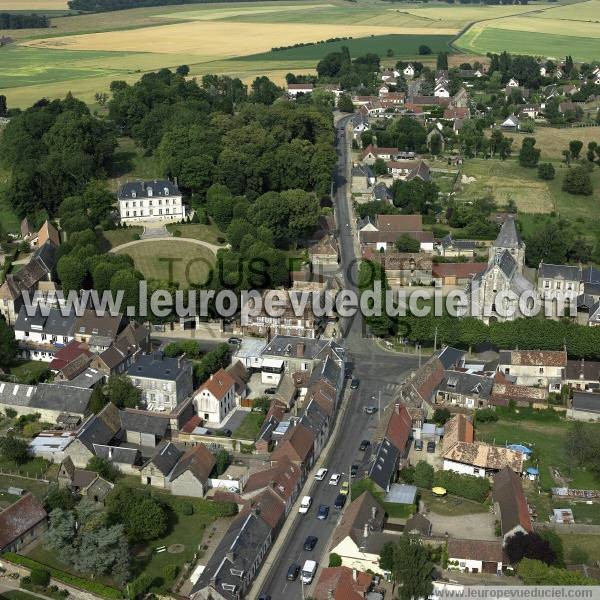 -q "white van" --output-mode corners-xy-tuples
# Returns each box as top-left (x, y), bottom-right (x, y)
(299, 496), (312, 514)
(301, 560), (317, 584)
